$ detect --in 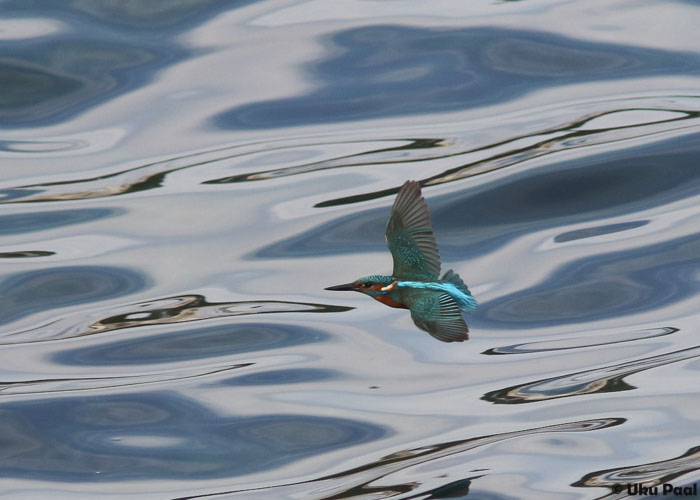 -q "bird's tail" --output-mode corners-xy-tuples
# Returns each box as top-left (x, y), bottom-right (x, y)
(442, 269), (477, 311)
(441, 269), (472, 295)
(442, 269), (472, 295)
